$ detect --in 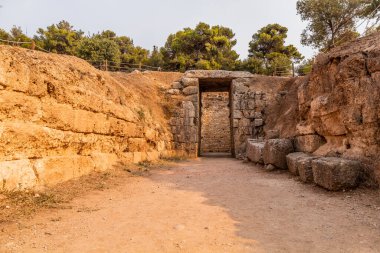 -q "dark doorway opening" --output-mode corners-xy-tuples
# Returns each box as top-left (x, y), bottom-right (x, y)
(198, 79), (234, 157)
